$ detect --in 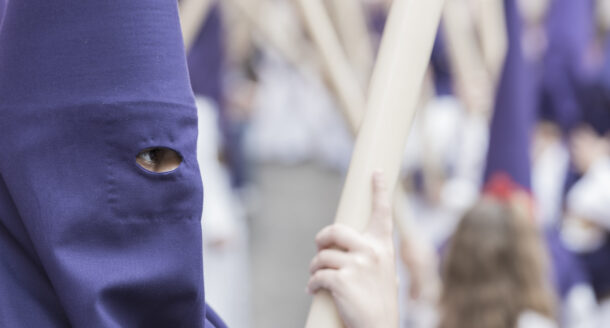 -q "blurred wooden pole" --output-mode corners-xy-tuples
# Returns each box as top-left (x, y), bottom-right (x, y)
(304, 0), (445, 326)
(226, 0), (310, 74)
(475, 0), (507, 84)
(326, 0), (375, 86)
(442, 0), (494, 117)
(179, 0), (214, 51)
(297, 0), (435, 286)
(296, 0), (365, 133)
